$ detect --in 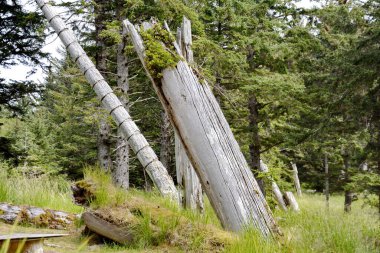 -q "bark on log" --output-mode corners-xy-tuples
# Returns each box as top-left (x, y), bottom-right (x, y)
(35, 0), (178, 202)
(283, 192), (300, 212)
(175, 17), (204, 212)
(259, 160), (287, 211)
(82, 212), (134, 244)
(291, 162), (302, 196)
(124, 21), (279, 236)
(0, 203), (77, 229)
